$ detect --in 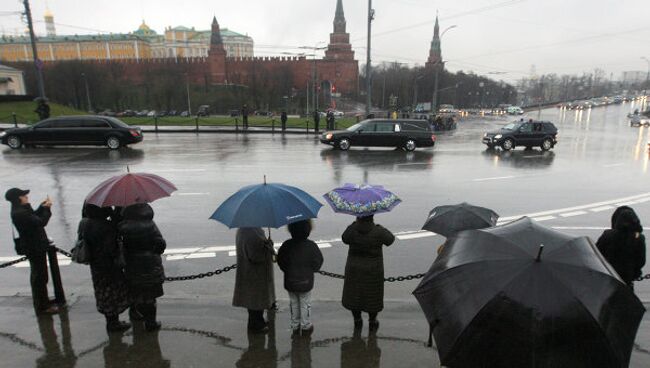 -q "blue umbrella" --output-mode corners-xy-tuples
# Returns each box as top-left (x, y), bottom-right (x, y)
(210, 181), (323, 229)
